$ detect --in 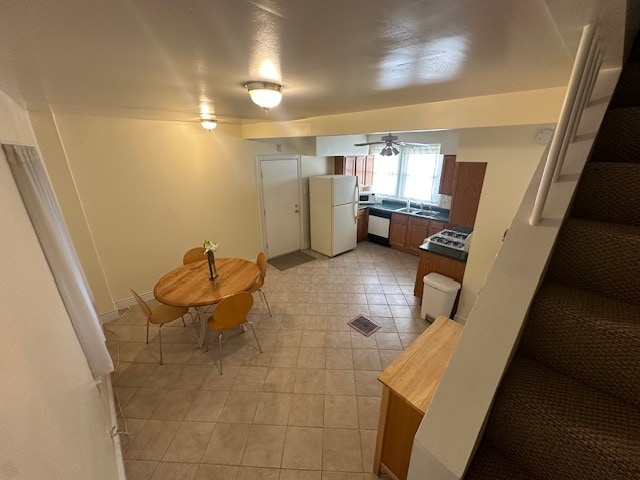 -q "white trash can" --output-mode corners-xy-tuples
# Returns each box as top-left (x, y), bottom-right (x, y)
(421, 273), (461, 321)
